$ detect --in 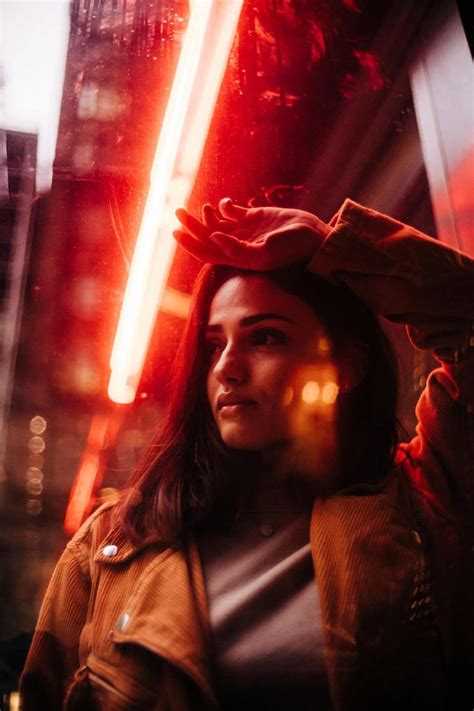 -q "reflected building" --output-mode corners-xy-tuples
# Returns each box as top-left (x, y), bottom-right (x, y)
(6, 0), (190, 505)
(0, 130), (37, 470)
(0, 0), (190, 687)
(48, 0), (189, 406)
(0, 127), (38, 701)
